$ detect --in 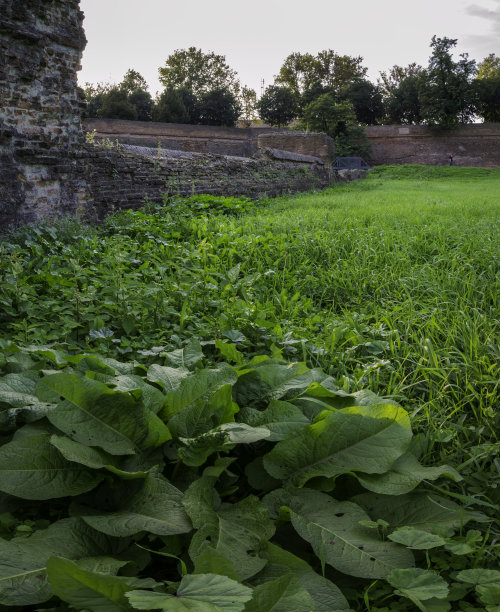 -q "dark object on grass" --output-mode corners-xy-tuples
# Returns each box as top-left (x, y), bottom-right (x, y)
(333, 157), (371, 169)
